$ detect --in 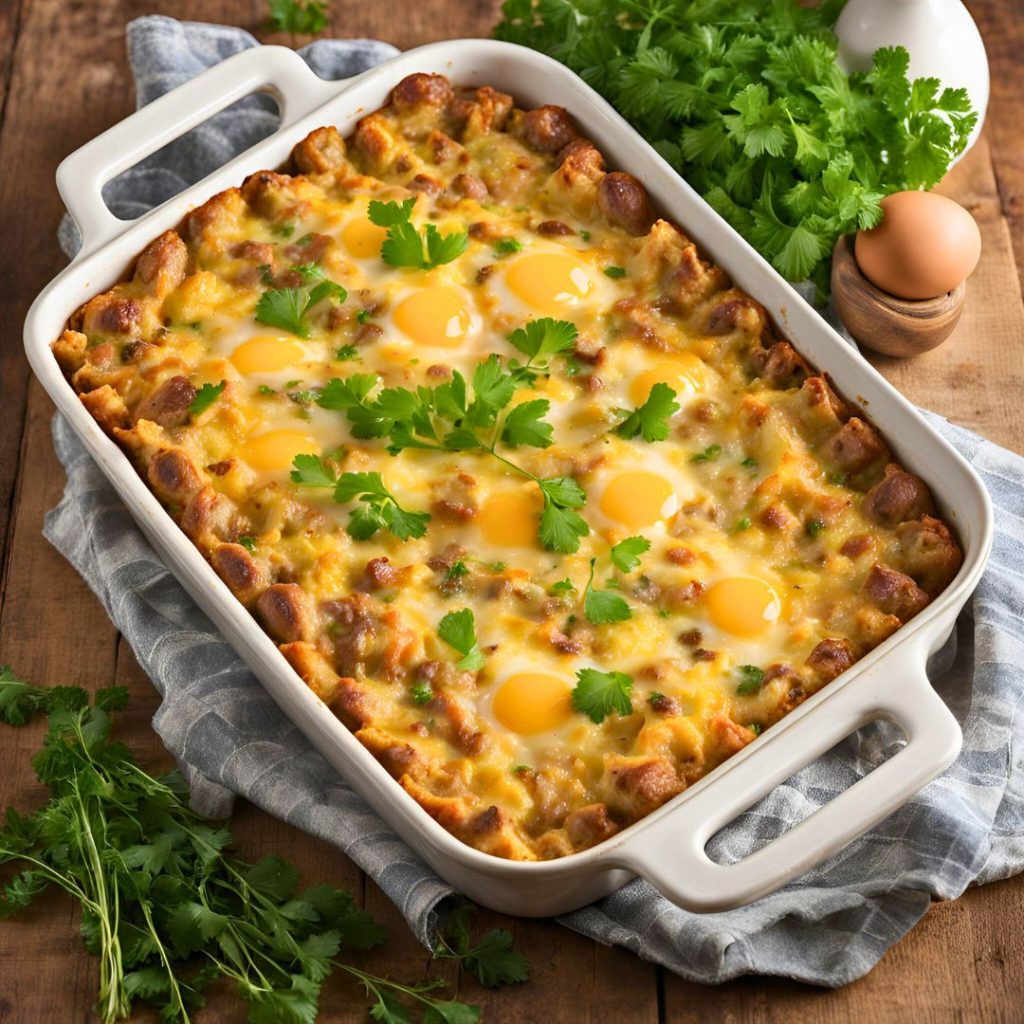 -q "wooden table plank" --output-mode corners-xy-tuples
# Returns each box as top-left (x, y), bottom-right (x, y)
(1, 1), (1022, 1022)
